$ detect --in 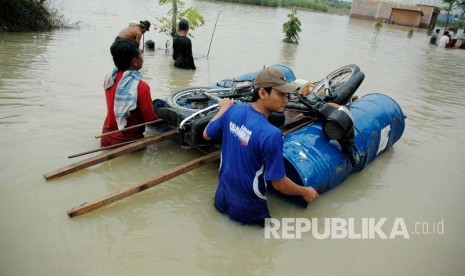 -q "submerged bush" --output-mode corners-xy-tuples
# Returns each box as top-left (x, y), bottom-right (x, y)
(407, 27), (414, 38)
(283, 9), (302, 44)
(0, 0), (71, 31)
(374, 20), (382, 39)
